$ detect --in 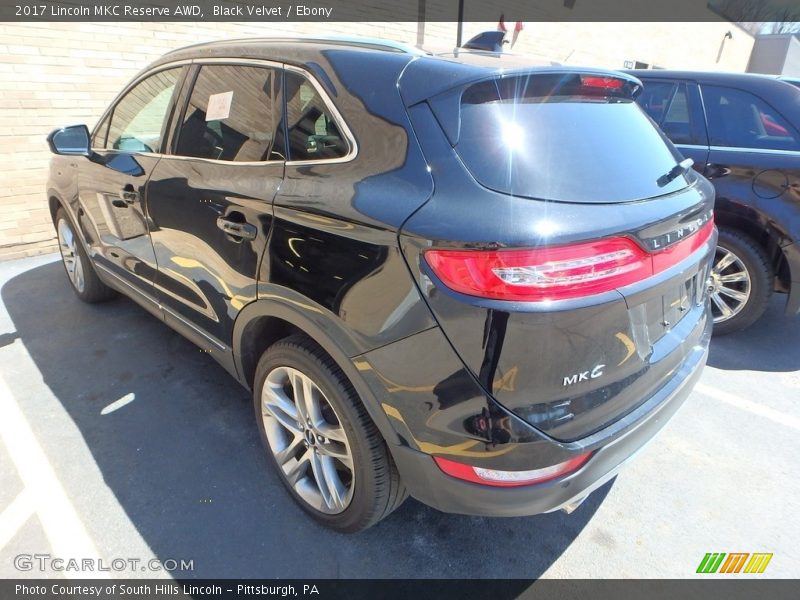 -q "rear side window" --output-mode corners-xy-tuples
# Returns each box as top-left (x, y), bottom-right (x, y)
(284, 71), (349, 161)
(454, 74), (688, 203)
(105, 68), (181, 153)
(638, 81), (698, 146)
(176, 64), (282, 162)
(701, 84), (800, 151)
(638, 81), (677, 124)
